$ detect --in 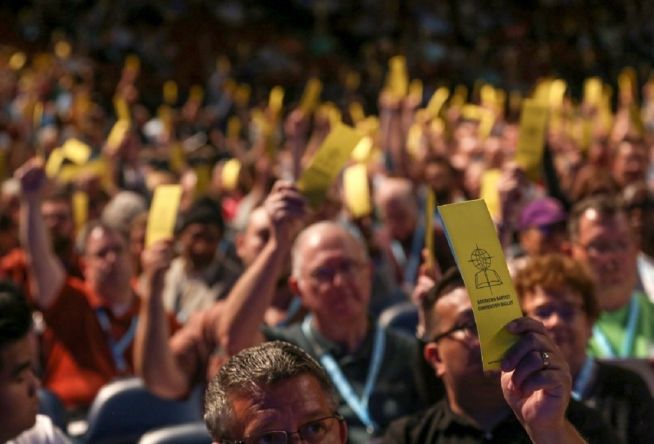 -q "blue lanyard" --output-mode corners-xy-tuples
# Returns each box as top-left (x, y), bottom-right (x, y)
(96, 309), (138, 372)
(390, 223), (424, 287)
(301, 316), (385, 434)
(592, 295), (640, 358)
(571, 356), (596, 401)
